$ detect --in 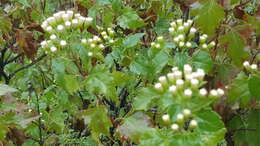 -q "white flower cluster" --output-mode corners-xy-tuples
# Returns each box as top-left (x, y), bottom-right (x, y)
(162, 109), (198, 131)
(41, 10), (93, 33)
(167, 19), (215, 50)
(151, 36), (164, 49)
(154, 64), (224, 98)
(40, 10), (94, 53)
(101, 28), (115, 43)
(81, 35), (104, 57)
(243, 61), (258, 71)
